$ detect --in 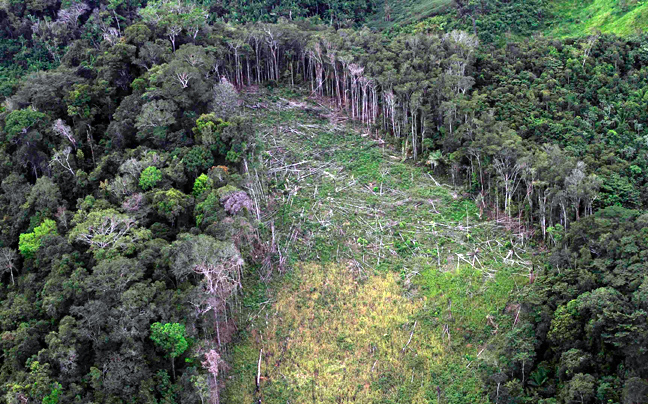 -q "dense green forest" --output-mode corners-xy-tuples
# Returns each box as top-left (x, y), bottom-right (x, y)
(1, 0), (647, 402)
